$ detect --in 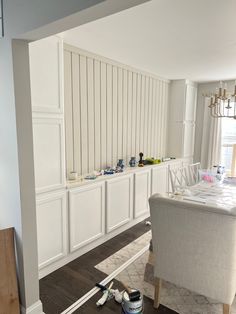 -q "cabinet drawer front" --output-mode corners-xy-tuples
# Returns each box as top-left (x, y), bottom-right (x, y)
(69, 182), (105, 252)
(134, 170), (150, 218)
(36, 191), (67, 269)
(106, 175), (133, 233)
